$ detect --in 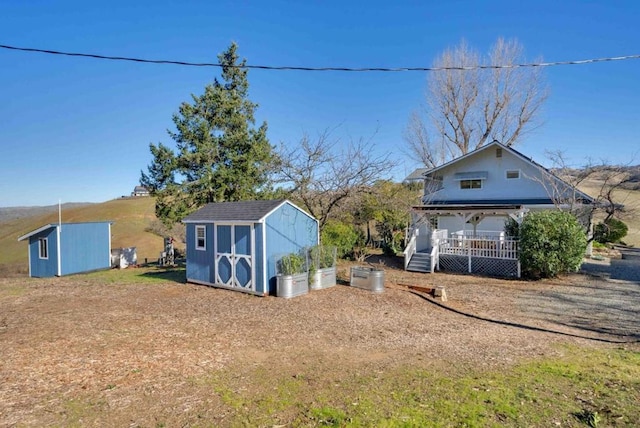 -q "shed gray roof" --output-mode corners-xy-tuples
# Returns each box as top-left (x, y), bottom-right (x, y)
(182, 199), (288, 223)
